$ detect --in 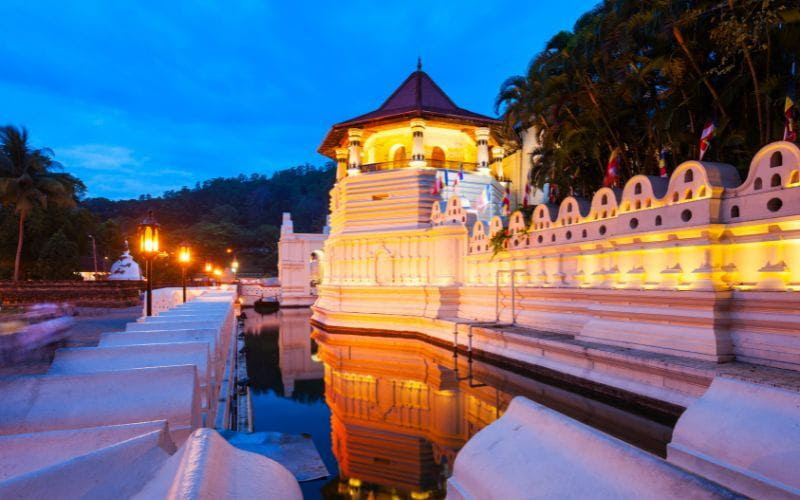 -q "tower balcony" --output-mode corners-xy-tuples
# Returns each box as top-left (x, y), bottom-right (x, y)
(357, 160), (480, 174)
